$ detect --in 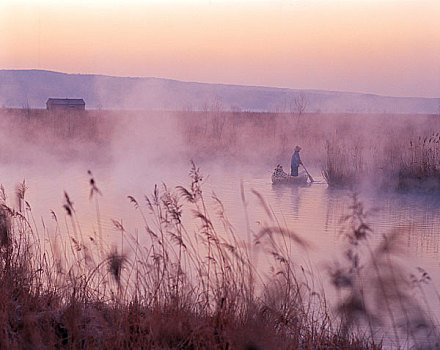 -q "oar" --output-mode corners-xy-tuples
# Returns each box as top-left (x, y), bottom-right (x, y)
(301, 163), (314, 182)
